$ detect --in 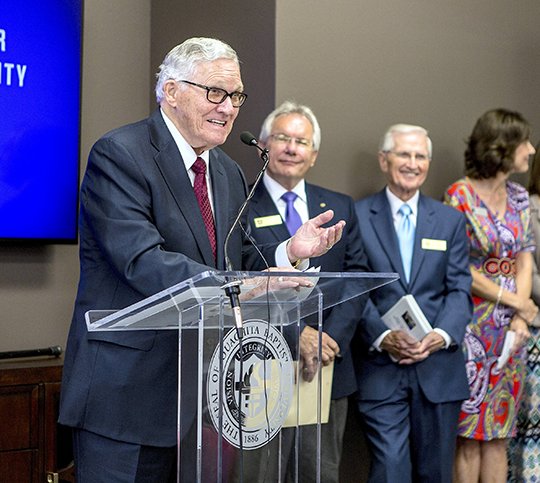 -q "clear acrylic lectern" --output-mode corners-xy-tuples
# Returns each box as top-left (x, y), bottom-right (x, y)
(86, 270), (397, 482)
